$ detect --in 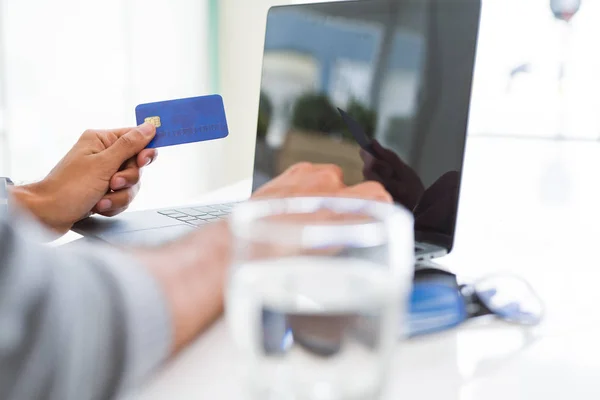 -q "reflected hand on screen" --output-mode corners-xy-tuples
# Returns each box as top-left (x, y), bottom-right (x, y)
(360, 139), (425, 211)
(413, 171), (459, 245)
(359, 140), (459, 245)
